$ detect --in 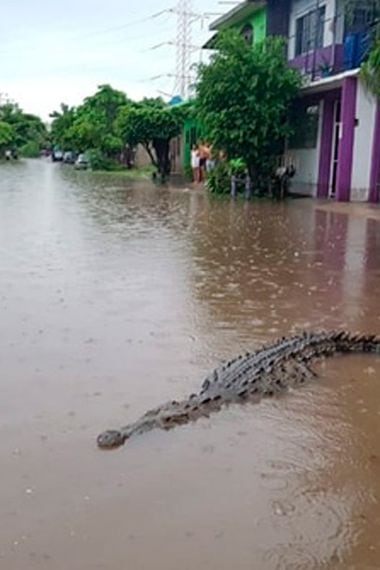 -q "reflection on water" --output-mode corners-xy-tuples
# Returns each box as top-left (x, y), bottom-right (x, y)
(0, 159), (380, 570)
